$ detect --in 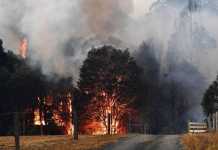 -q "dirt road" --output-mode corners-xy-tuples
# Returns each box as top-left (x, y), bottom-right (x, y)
(102, 134), (182, 150)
